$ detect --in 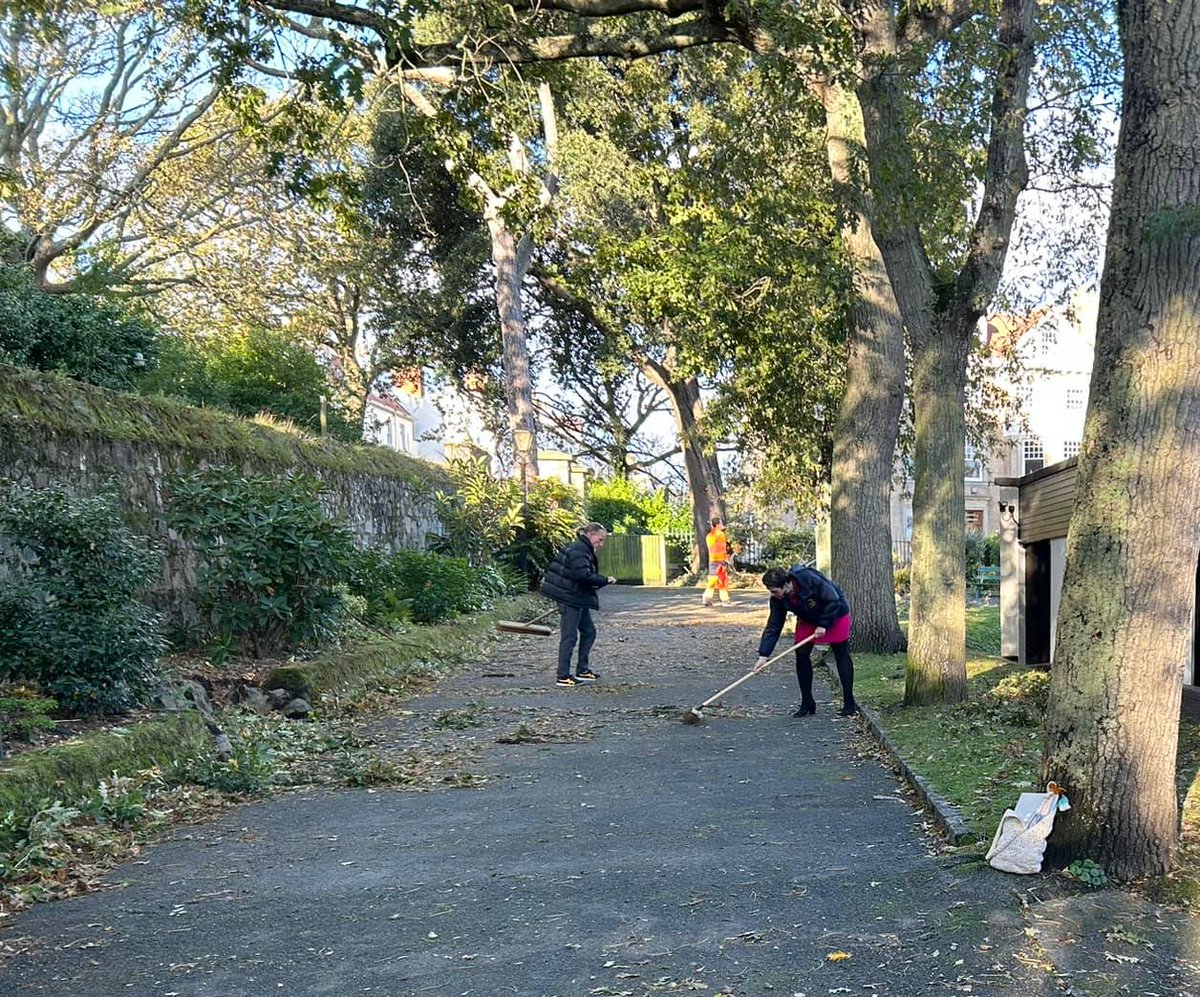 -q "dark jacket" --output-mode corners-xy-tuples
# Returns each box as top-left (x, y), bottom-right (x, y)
(540, 536), (610, 609)
(757, 565), (851, 656)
